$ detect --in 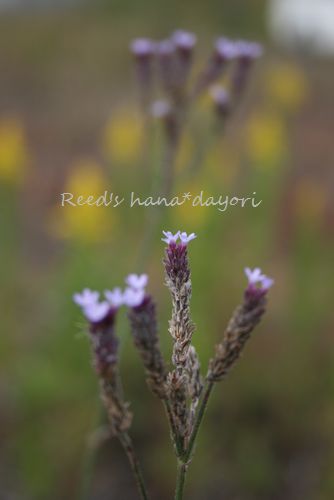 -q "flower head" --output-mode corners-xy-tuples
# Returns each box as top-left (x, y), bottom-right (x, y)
(162, 230), (180, 244)
(123, 287), (146, 308)
(73, 288), (99, 308)
(235, 40), (263, 60)
(84, 301), (110, 323)
(171, 30), (197, 51)
(104, 287), (124, 308)
(130, 38), (156, 57)
(215, 38), (238, 61)
(244, 267), (274, 291)
(125, 273), (148, 290)
(179, 231), (197, 244)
